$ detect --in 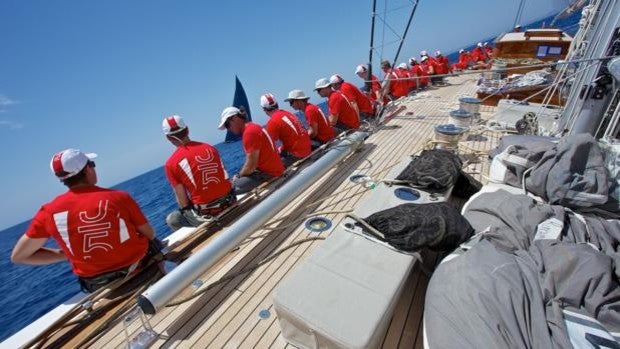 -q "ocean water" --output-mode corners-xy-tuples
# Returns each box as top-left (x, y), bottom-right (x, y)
(0, 12), (581, 342)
